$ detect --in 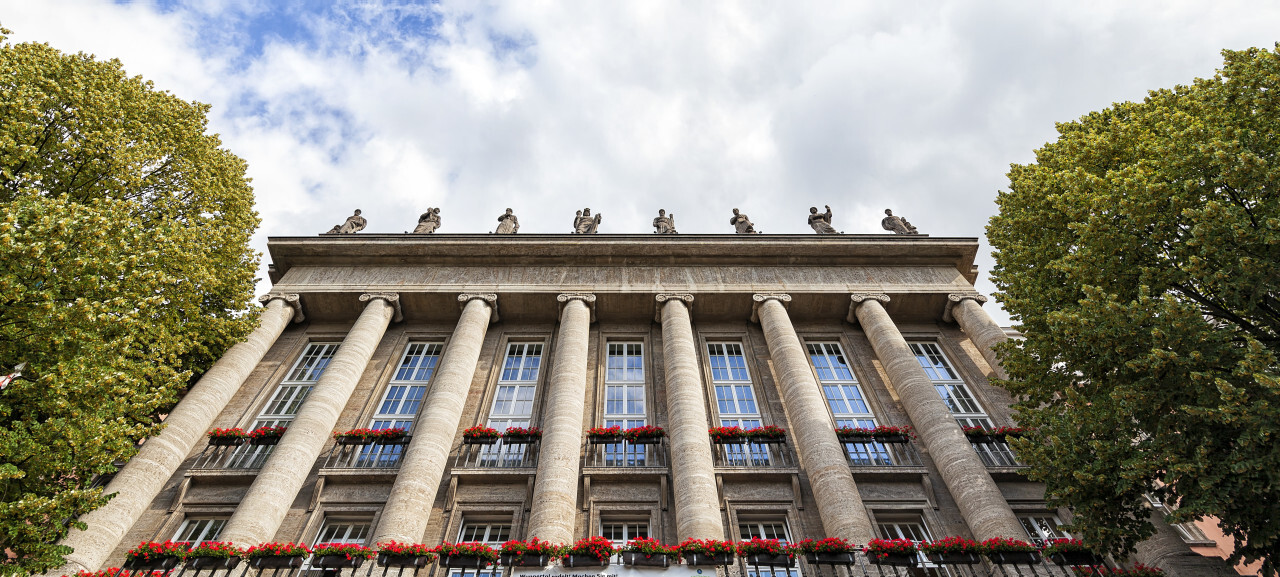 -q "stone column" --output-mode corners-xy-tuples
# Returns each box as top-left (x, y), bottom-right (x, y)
(54, 295), (303, 574)
(851, 294), (1023, 540)
(945, 294), (1008, 380)
(656, 294), (724, 541)
(220, 293), (400, 546)
(526, 293), (594, 545)
(752, 294), (875, 544)
(373, 294), (497, 544)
